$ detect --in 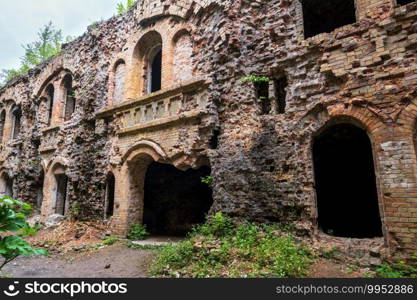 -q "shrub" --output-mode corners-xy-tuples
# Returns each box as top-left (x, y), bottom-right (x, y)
(127, 224), (149, 241)
(151, 213), (312, 278)
(103, 237), (119, 246)
(0, 197), (47, 271)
